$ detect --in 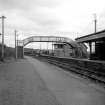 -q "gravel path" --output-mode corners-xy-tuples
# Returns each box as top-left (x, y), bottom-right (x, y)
(0, 59), (61, 105)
